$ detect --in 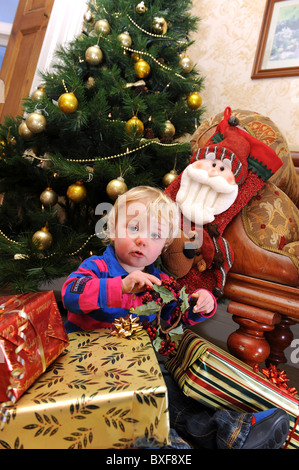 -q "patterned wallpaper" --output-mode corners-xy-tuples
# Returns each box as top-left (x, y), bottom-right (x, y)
(188, 0), (299, 149)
